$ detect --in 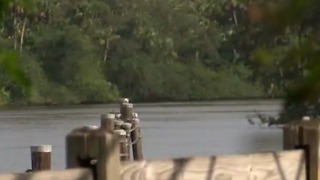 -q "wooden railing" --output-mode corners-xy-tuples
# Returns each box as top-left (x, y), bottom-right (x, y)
(0, 150), (306, 180)
(120, 150), (305, 180)
(0, 99), (318, 180)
